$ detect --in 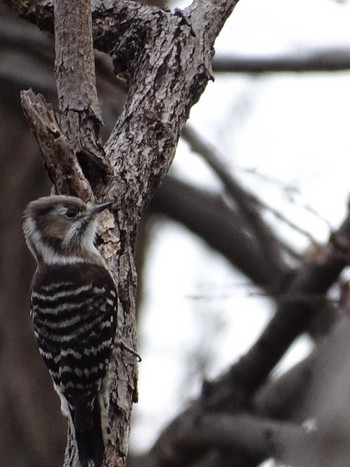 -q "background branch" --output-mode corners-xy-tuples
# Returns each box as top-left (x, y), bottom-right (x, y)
(213, 49), (350, 73)
(151, 176), (289, 289)
(182, 125), (291, 285)
(129, 413), (308, 467)
(132, 209), (349, 466)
